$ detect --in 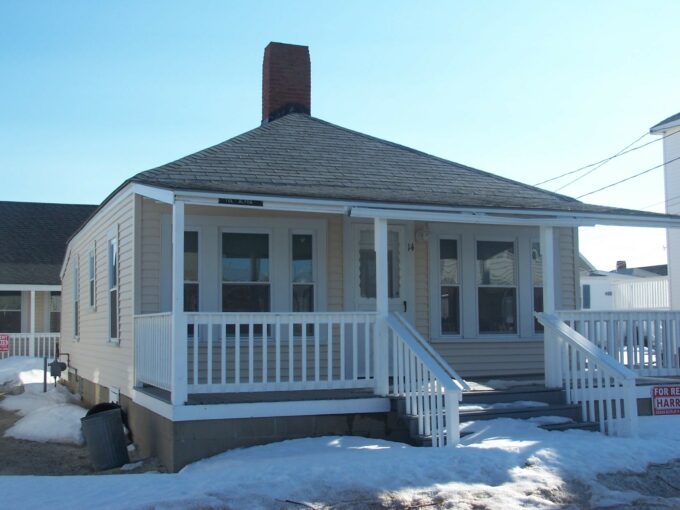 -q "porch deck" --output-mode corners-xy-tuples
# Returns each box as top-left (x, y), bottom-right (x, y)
(138, 386), (377, 405)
